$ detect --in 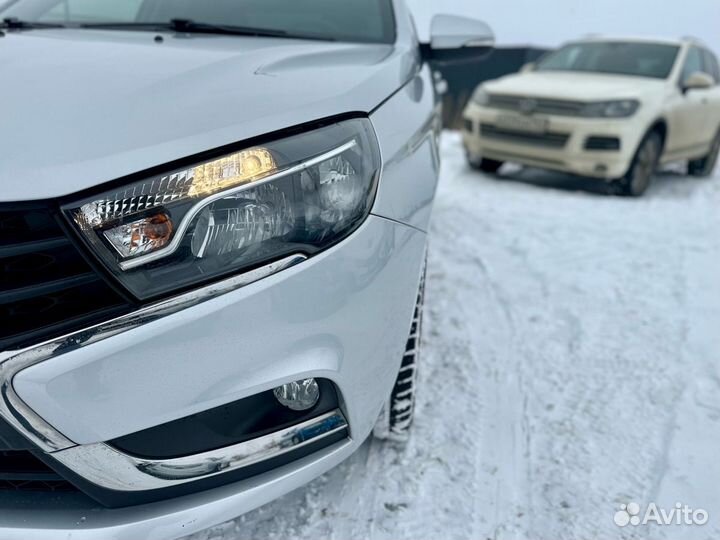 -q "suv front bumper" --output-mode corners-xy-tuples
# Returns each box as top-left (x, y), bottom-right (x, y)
(0, 214), (427, 540)
(462, 102), (648, 179)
